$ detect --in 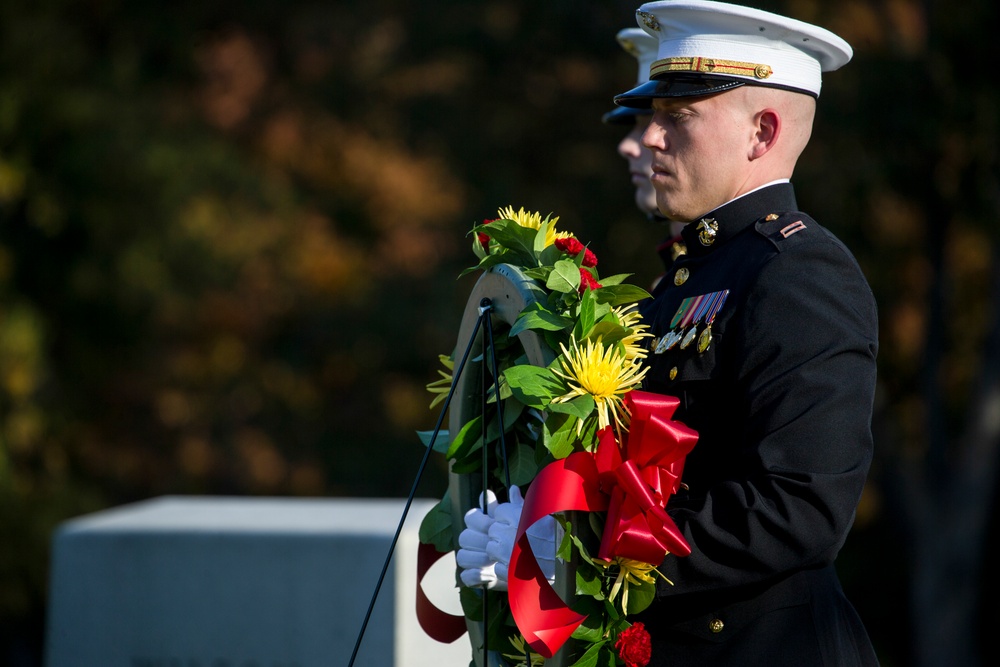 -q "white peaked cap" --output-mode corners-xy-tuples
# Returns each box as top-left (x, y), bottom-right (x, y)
(615, 0), (852, 107)
(603, 28), (659, 124)
(617, 27), (659, 85)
